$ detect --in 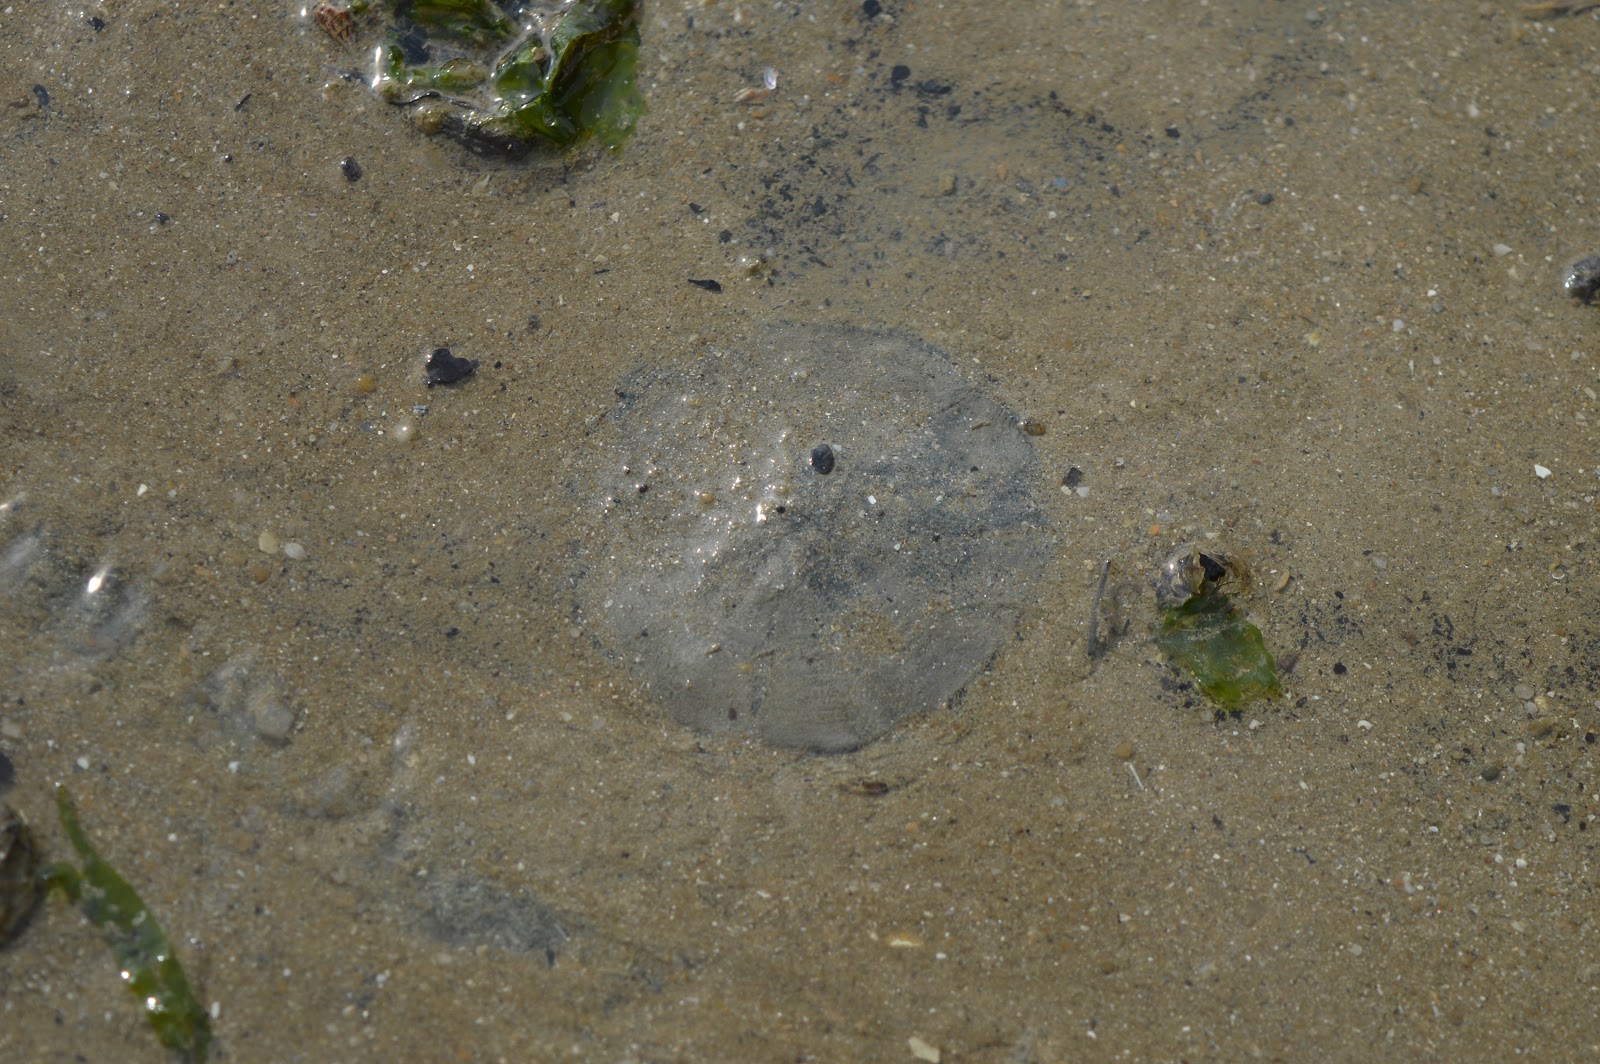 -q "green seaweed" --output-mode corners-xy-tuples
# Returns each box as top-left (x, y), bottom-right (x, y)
(377, 0), (644, 153)
(396, 0), (515, 47)
(379, 49), (490, 95)
(43, 787), (211, 1063)
(1154, 591), (1281, 709)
